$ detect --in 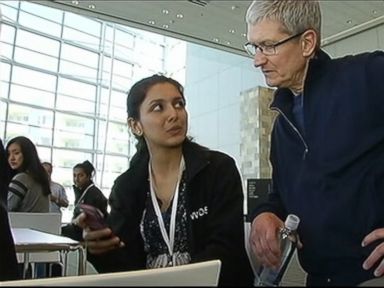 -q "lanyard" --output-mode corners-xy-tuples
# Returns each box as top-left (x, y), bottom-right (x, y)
(74, 183), (95, 210)
(149, 156), (185, 260)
